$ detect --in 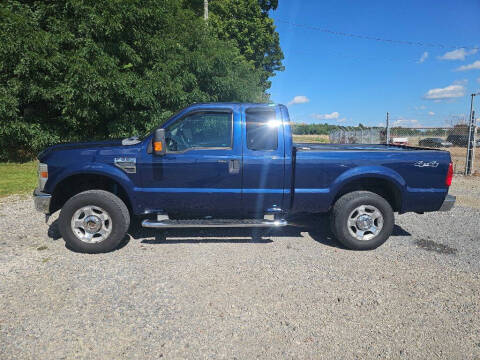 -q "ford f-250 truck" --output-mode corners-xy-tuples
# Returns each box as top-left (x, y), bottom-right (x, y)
(33, 103), (455, 253)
